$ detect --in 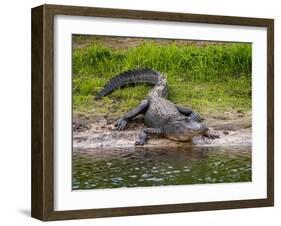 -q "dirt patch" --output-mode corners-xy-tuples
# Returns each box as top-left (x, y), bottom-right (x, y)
(73, 35), (229, 50)
(73, 111), (251, 149)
